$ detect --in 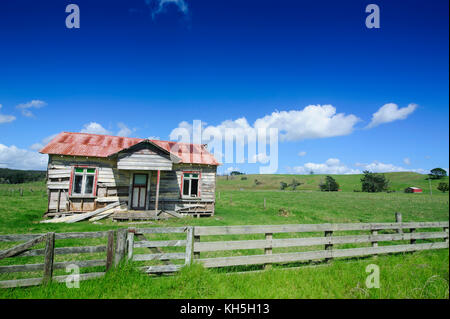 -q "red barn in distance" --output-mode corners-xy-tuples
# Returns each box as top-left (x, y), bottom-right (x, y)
(405, 187), (423, 193)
